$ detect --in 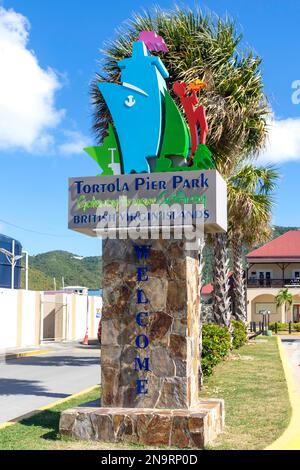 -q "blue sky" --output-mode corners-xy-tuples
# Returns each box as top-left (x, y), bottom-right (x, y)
(0, 0), (300, 256)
